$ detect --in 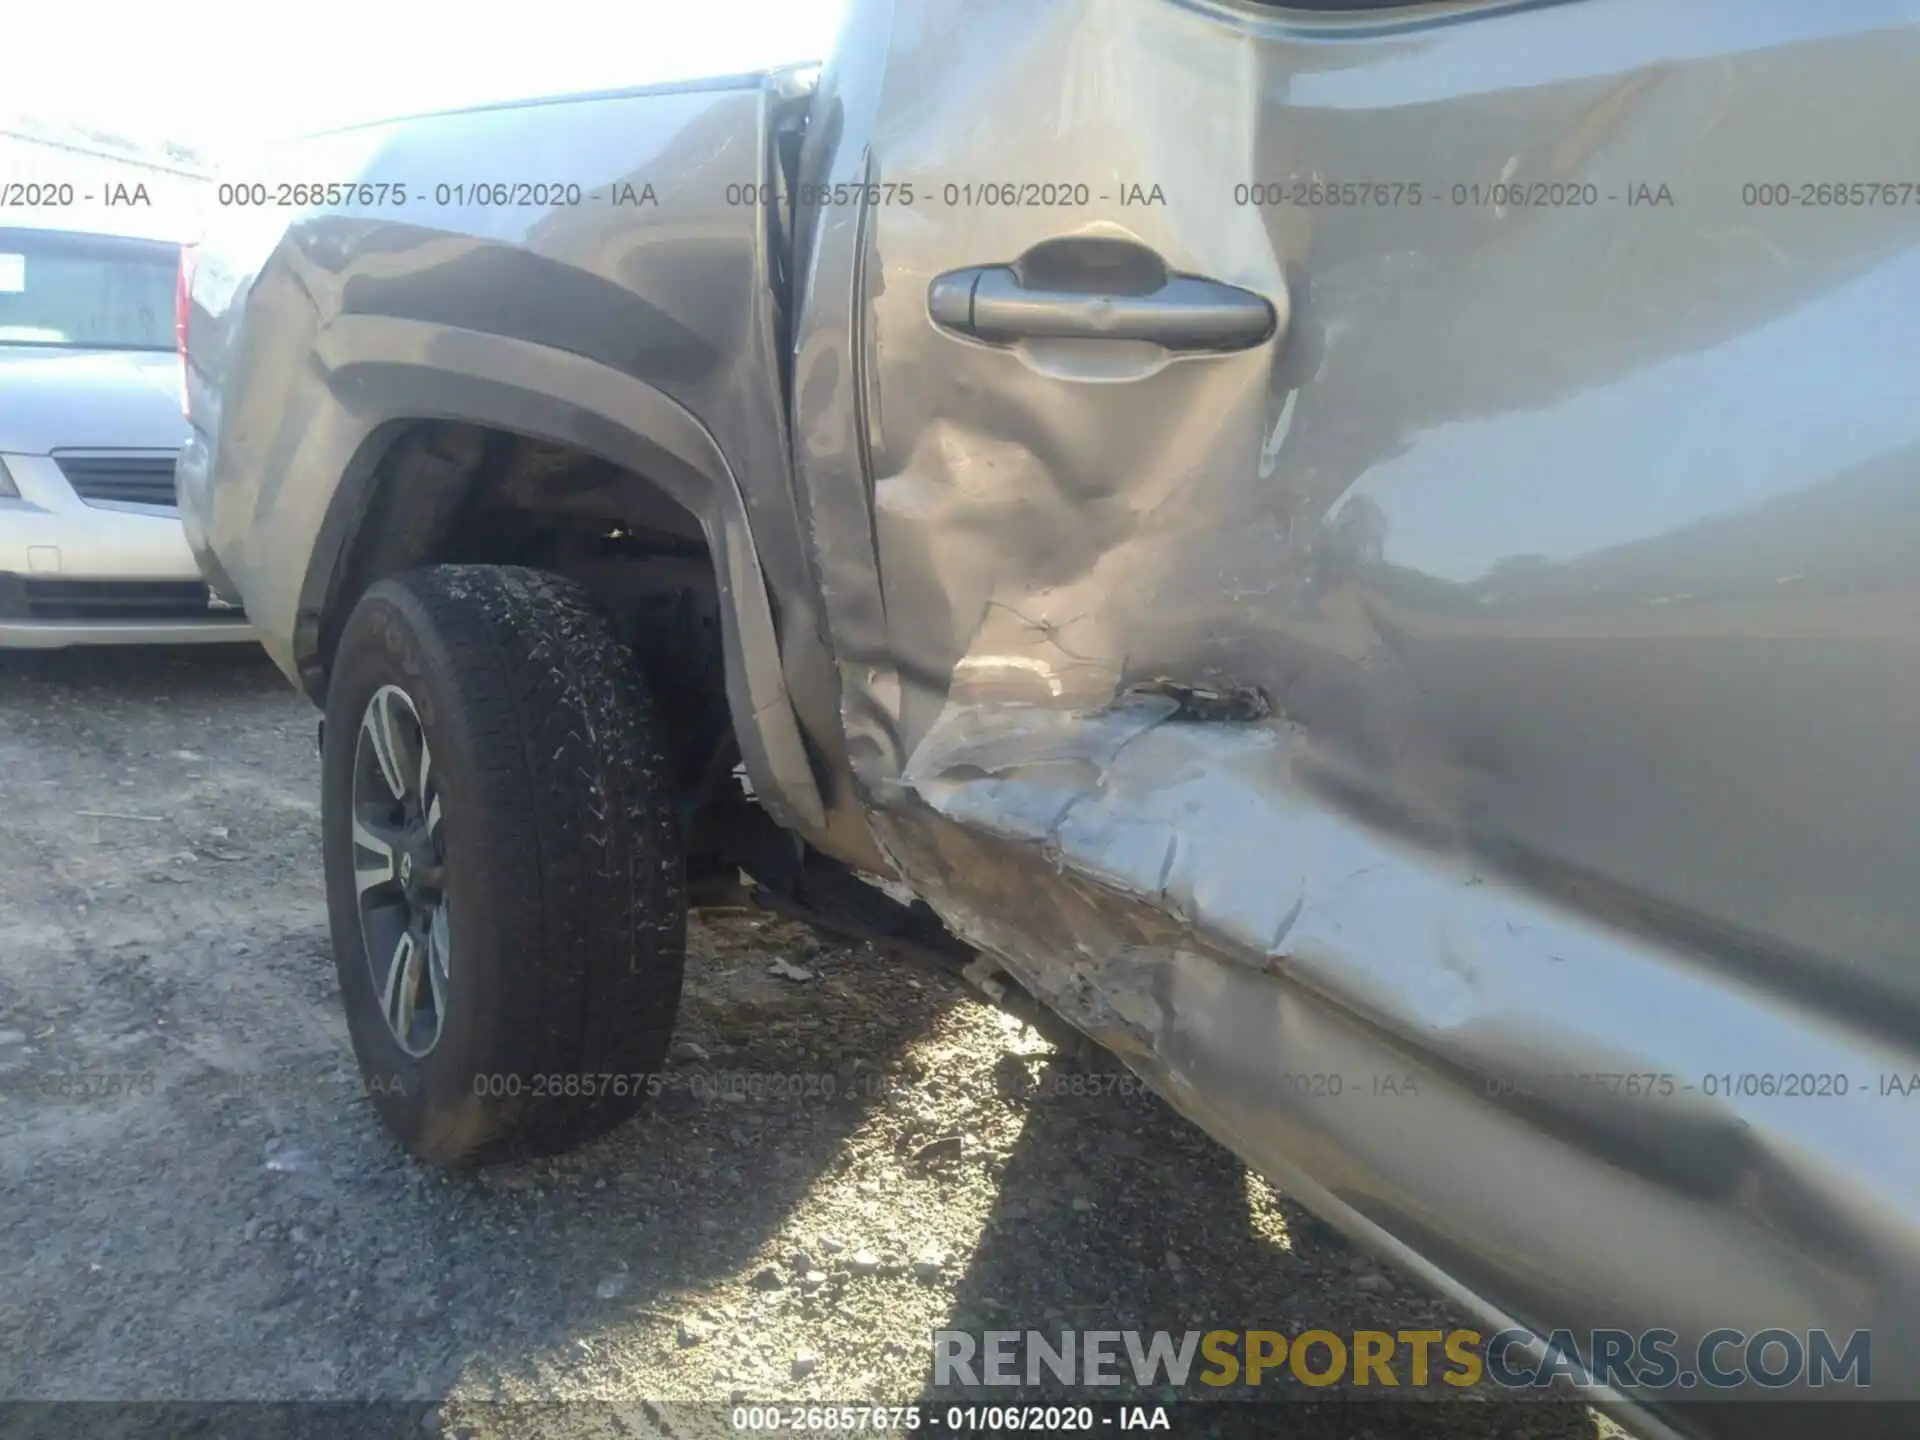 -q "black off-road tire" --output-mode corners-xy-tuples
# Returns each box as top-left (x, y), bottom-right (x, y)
(321, 564), (686, 1167)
